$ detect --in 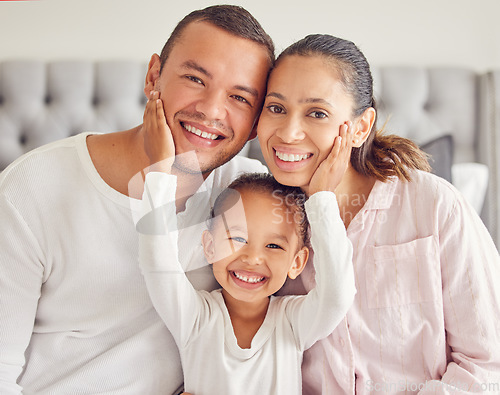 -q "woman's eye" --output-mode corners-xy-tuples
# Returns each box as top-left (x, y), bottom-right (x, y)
(186, 75), (204, 85)
(266, 104), (285, 114)
(308, 110), (327, 119)
(266, 243), (284, 250)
